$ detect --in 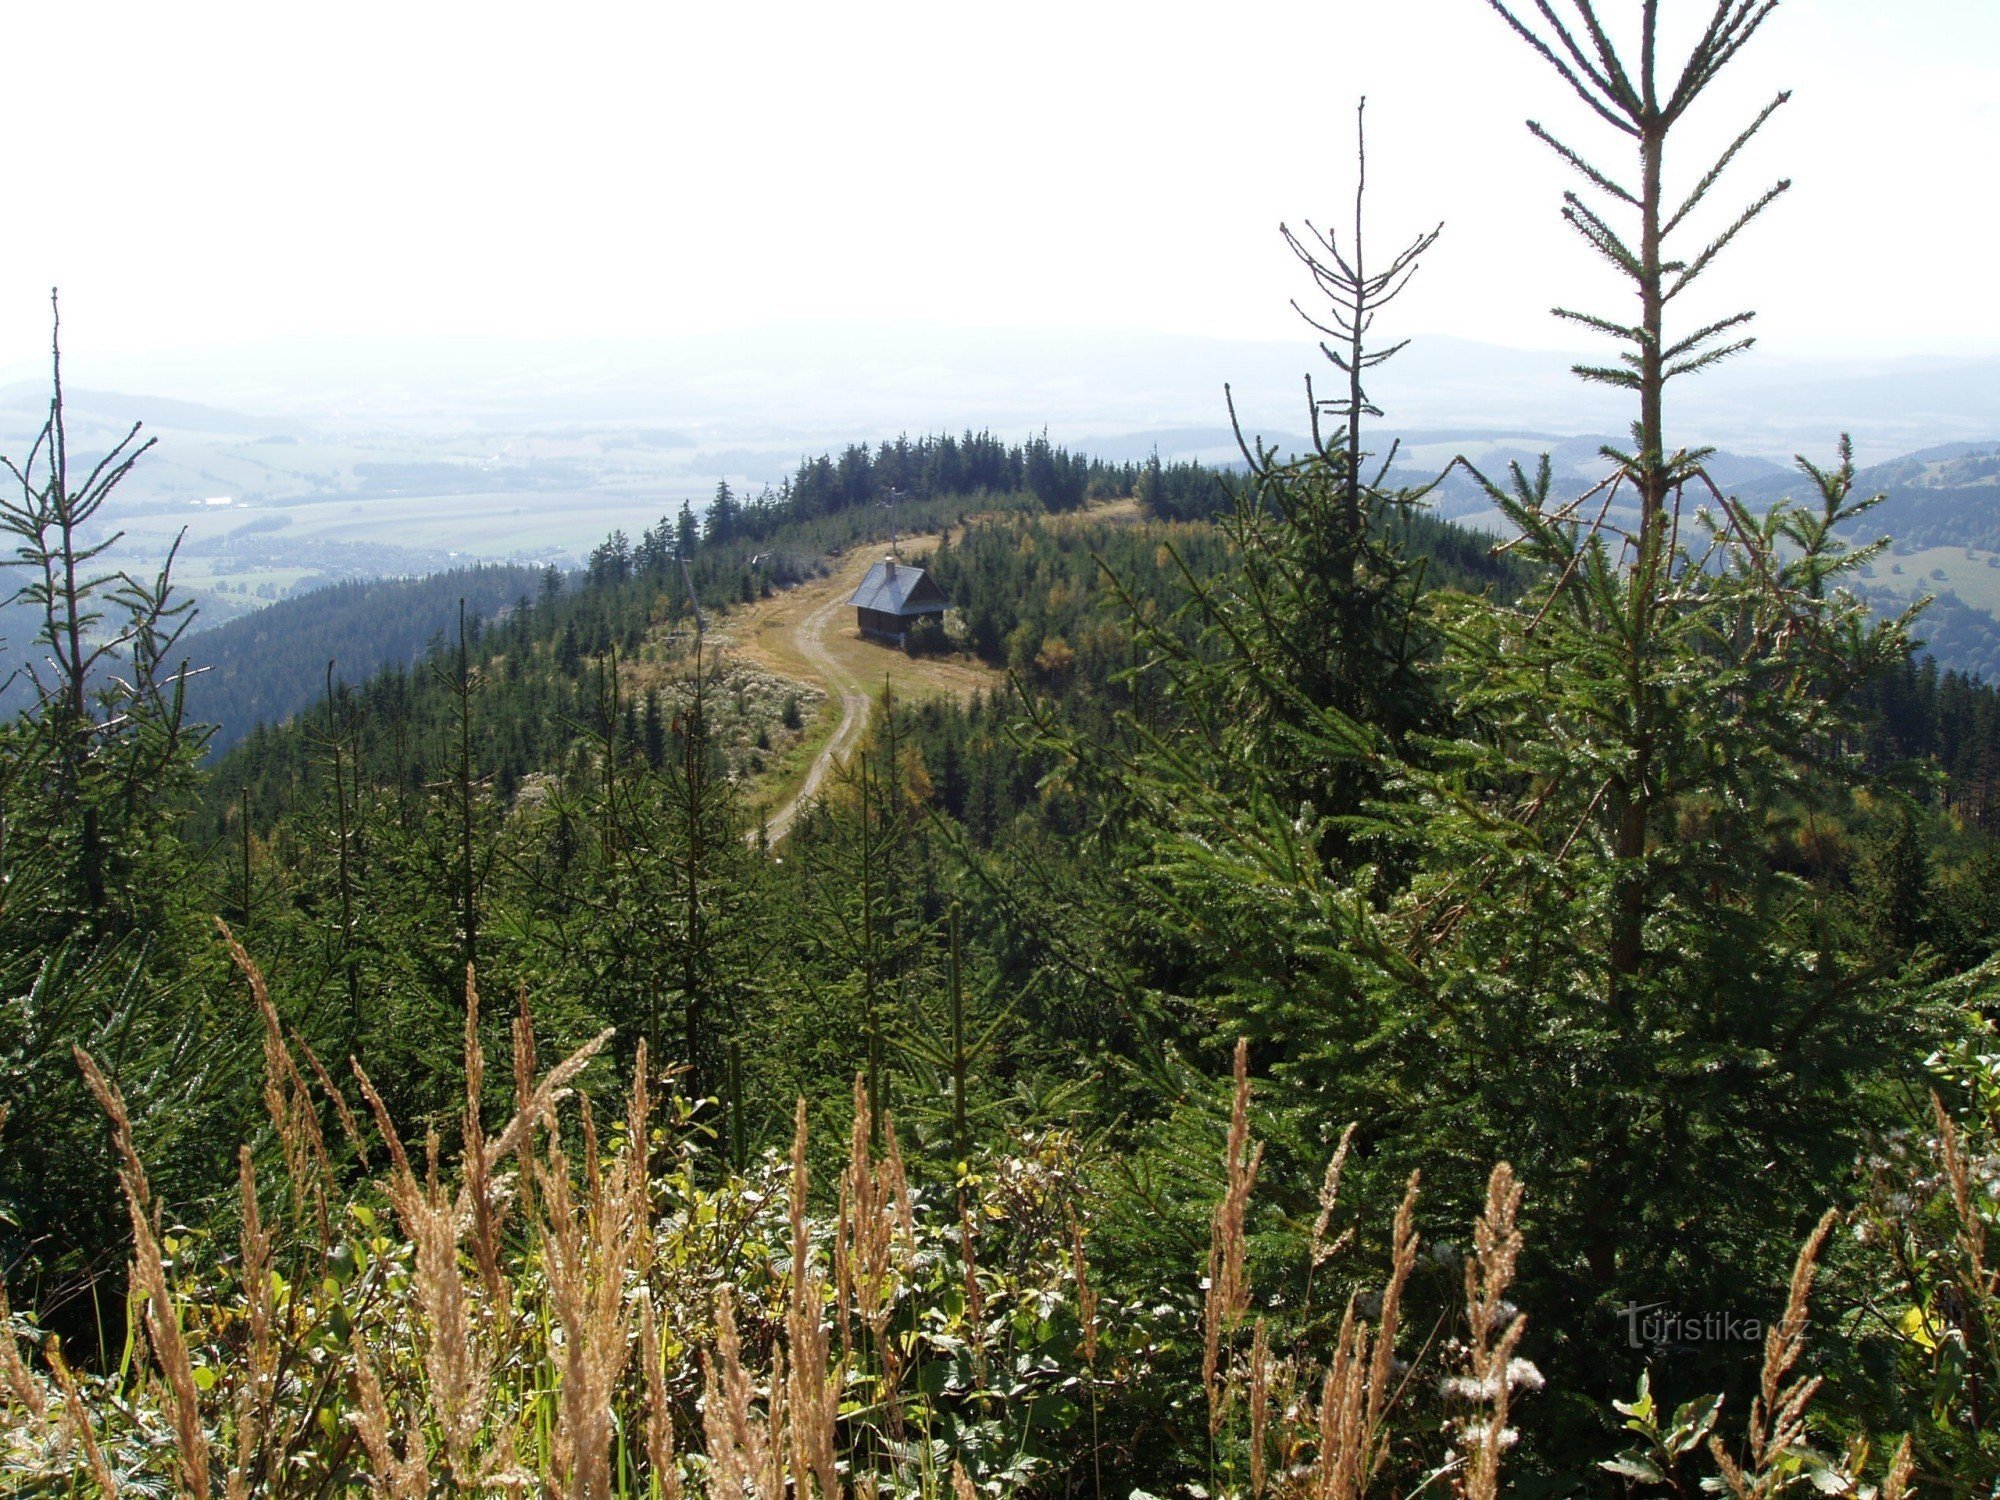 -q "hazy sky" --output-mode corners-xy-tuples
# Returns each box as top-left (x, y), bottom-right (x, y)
(4, 0), (1994, 371)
